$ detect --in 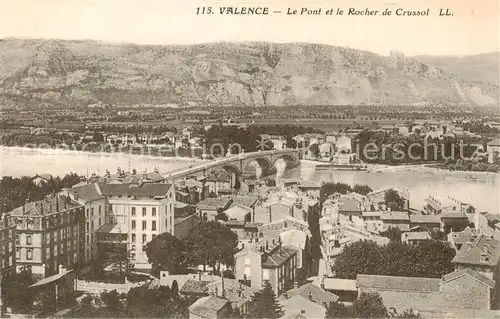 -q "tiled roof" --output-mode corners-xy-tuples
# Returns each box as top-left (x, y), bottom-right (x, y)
(189, 296), (229, 315)
(280, 295), (327, 319)
(196, 197), (232, 209)
(452, 235), (500, 267)
(286, 283), (339, 306)
(98, 183), (172, 197)
(338, 198), (362, 213)
(280, 229), (308, 250)
(410, 214), (441, 224)
(181, 279), (212, 294)
(356, 274), (440, 293)
(262, 246), (298, 267)
(71, 183), (104, 202)
(224, 205), (251, 220)
(441, 211), (467, 219)
(381, 212), (410, 221)
(9, 194), (81, 217)
(403, 232), (431, 241)
(487, 138), (500, 146)
(442, 268), (495, 288)
(205, 279), (257, 308)
(231, 196), (260, 208)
